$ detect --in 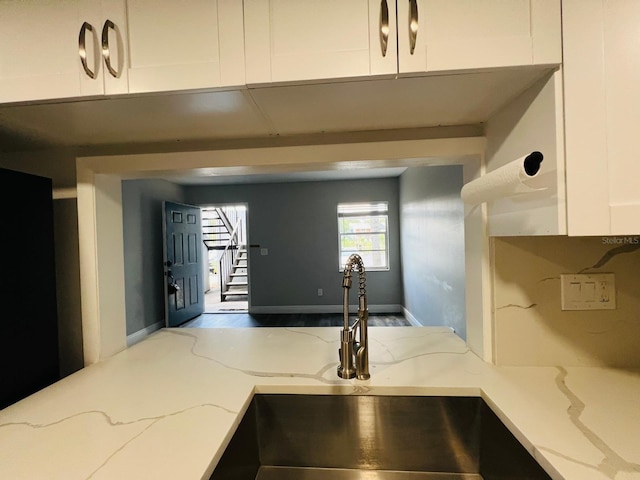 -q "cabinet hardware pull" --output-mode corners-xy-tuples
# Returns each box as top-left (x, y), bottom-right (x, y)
(79, 22), (97, 79)
(380, 0), (389, 57)
(101, 19), (119, 78)
(409, 0), (418, 55)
